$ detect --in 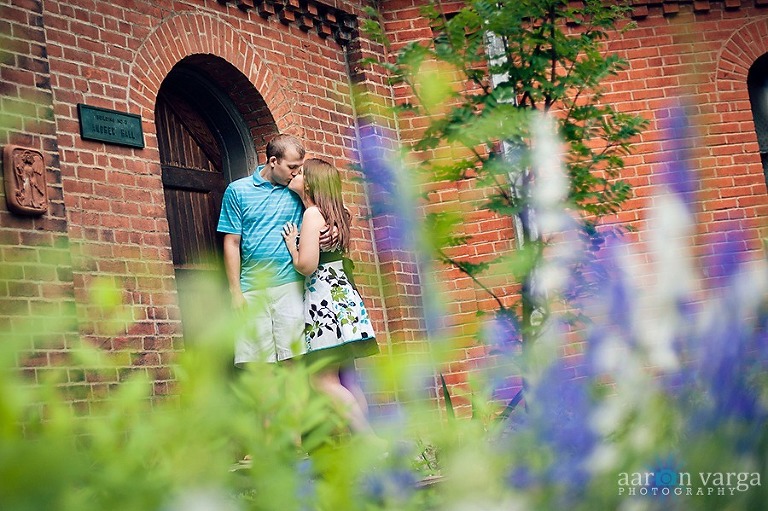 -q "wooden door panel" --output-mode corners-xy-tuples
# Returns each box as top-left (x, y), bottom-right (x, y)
(161, 165), (227, 192)
(156, 93), (221, 172)
(157, 91), (226, 271)
(163, 182), (224, 267)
